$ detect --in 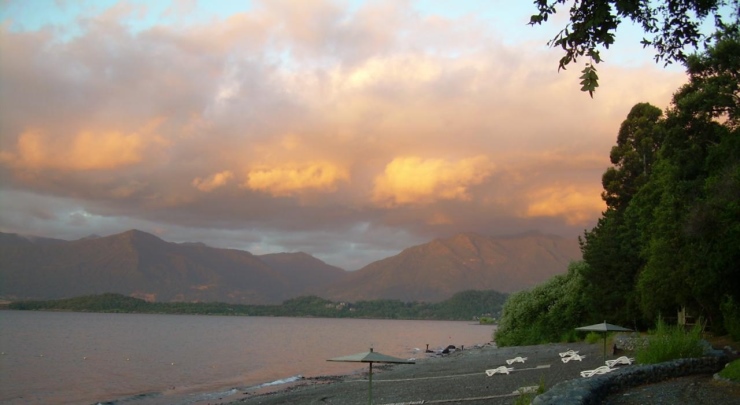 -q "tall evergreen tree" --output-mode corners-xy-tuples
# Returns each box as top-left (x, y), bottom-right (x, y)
(580, 103), (664, 326)
(636, 25), (740, 327)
